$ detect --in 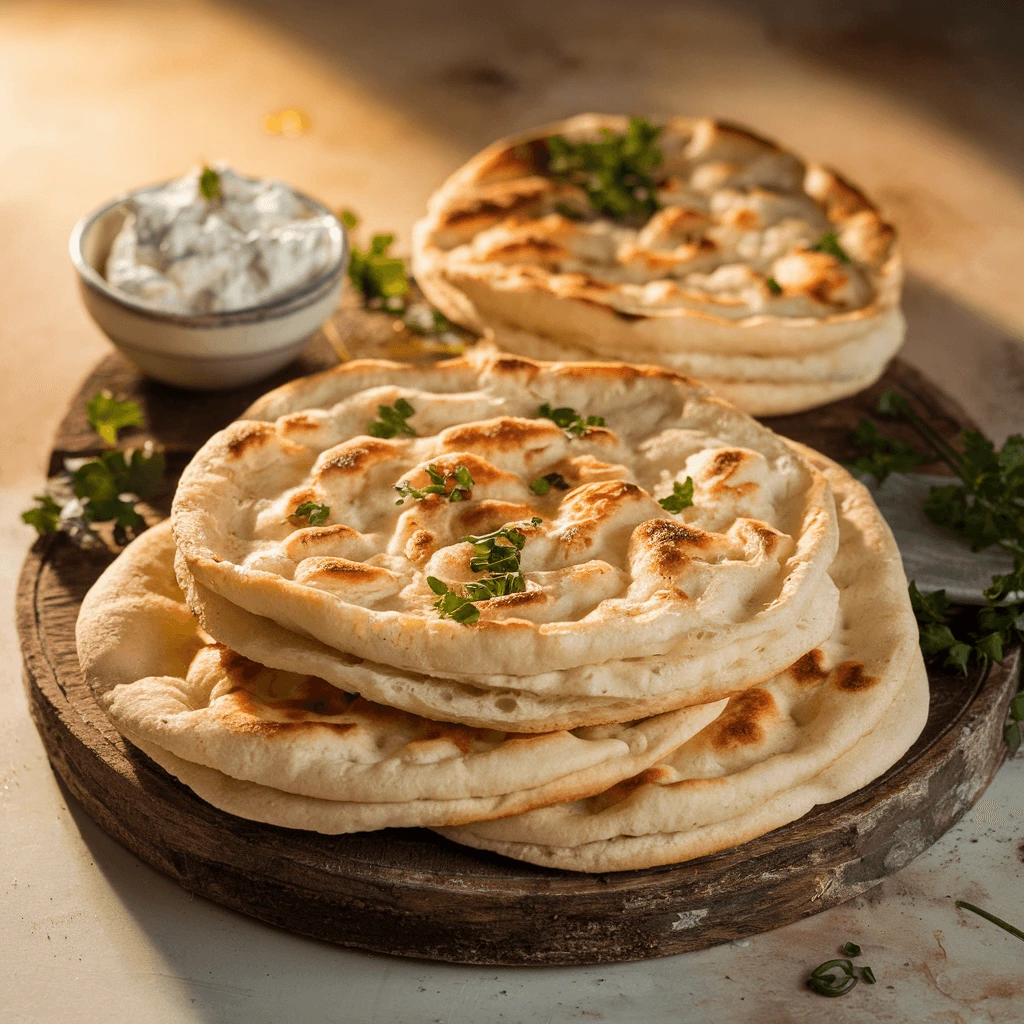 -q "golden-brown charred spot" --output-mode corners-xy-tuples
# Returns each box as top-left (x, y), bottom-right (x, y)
(713, 120), (784, 152)
(483, 589), (548, 610)
(637, 518), (713, 549)
(220, 678), (357, 735)
(833, 661), (879, 693)
(226, 422), (275, 458)
(457, 500), (539, 534)
(711, 449), (746, 479)
(474, 140), (549, 183)
(747, 521), (781, 554)
(485, 239), (569, 264)
(727, 208), (760, 230)
(295, 557), (391, 583)
(279, 412), (321, 433)
(592, 764), (676, 809)
(492, 355), (541, 376)
(318, 438), (404, 477)
(218, 646), (265, 684)
(710, 688), (777, 750)
(285, 523), (359, 551)
(790, 648), (829, 685)
(404, 529), (435, 563)
(656, 206), (709, 233)
(441, 416), (561, 453)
